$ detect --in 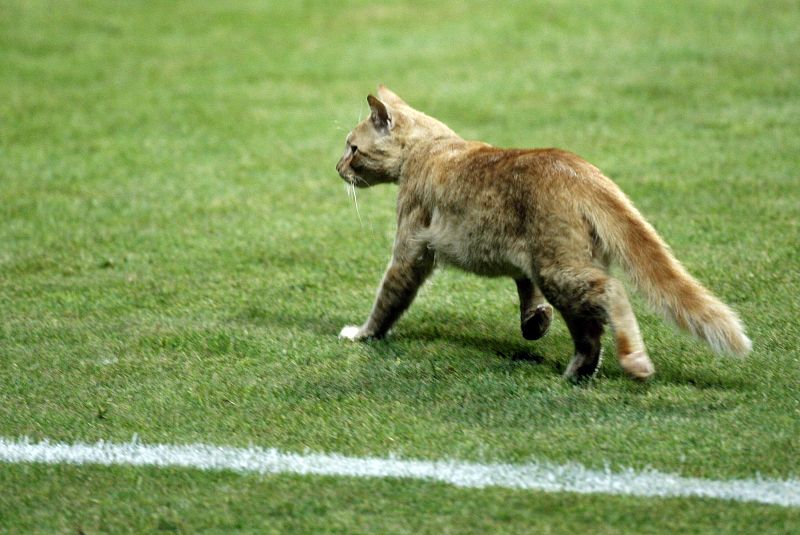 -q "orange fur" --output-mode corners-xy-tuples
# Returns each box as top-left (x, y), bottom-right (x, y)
(336, 86), (751, 380)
